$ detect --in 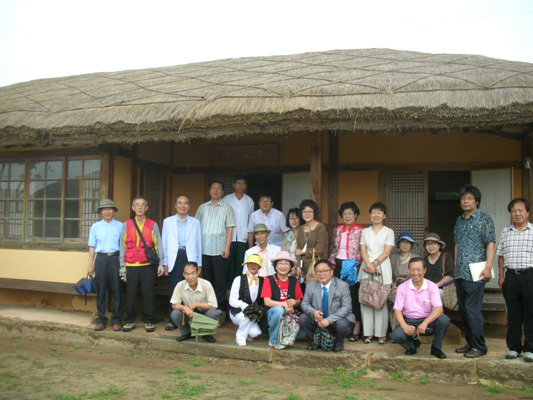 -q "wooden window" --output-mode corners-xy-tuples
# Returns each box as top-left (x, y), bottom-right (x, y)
(1, 156), (101, 242)
(0, 162), (25, 239)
